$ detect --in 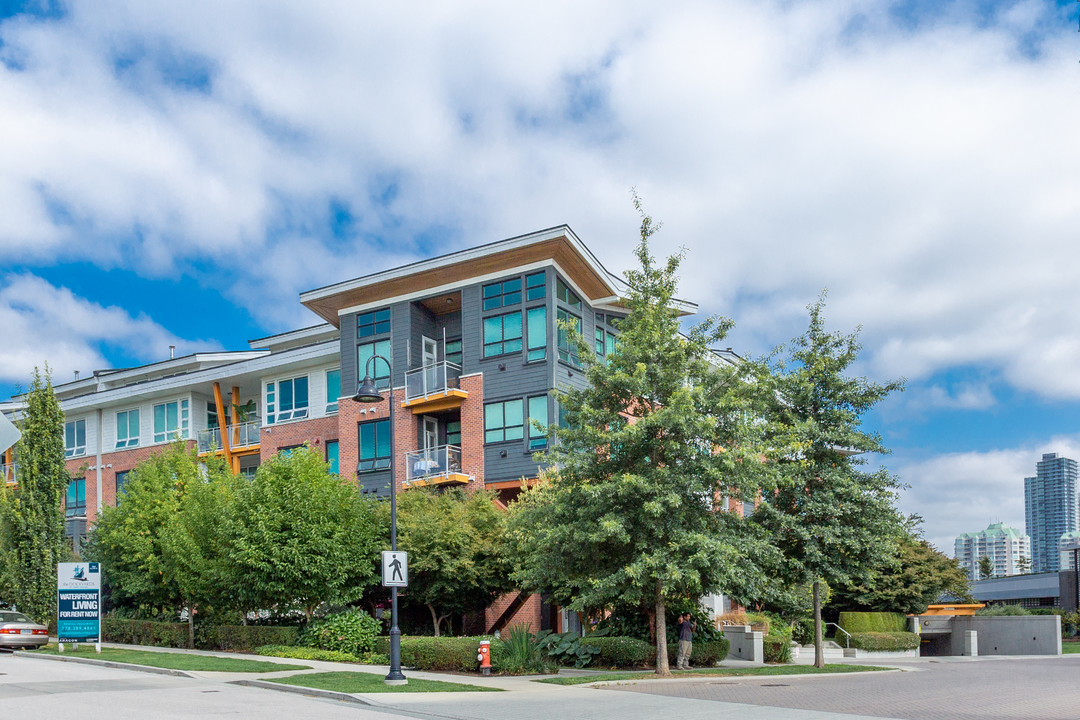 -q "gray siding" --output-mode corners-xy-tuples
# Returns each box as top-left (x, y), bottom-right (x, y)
(409, 303), (437, 369)
(340, 311), (358, 399)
